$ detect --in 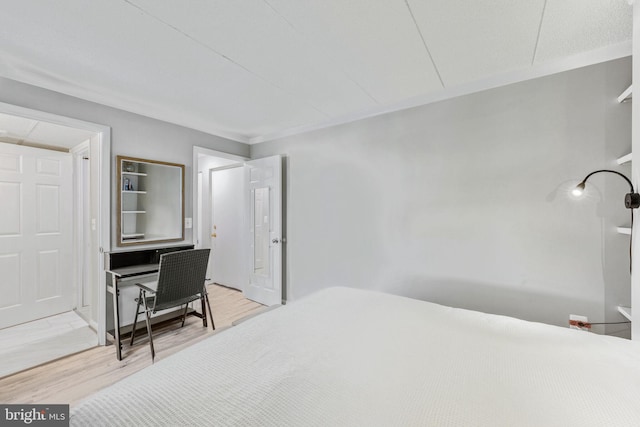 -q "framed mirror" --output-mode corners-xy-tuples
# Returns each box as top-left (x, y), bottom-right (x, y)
(116, 155), (185, 246)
